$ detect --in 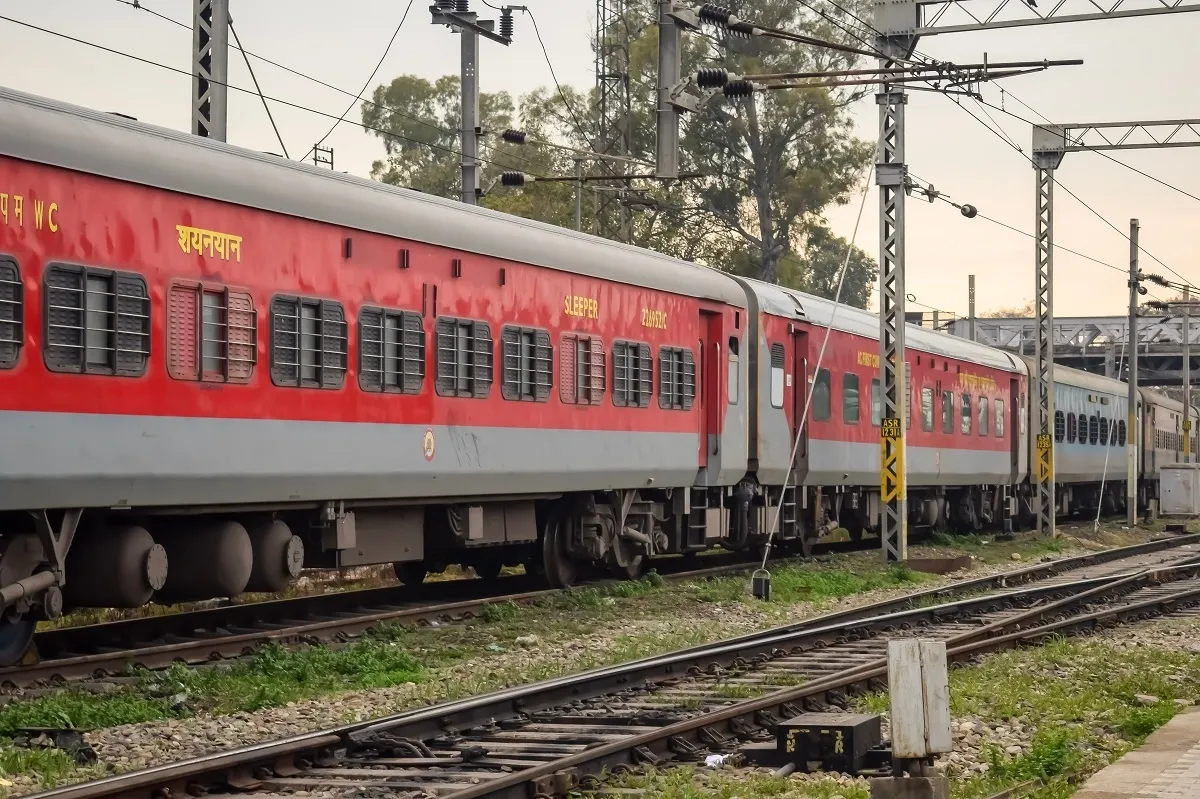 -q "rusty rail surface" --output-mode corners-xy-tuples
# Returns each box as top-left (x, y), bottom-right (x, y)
(22, 534), (1200, 799)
